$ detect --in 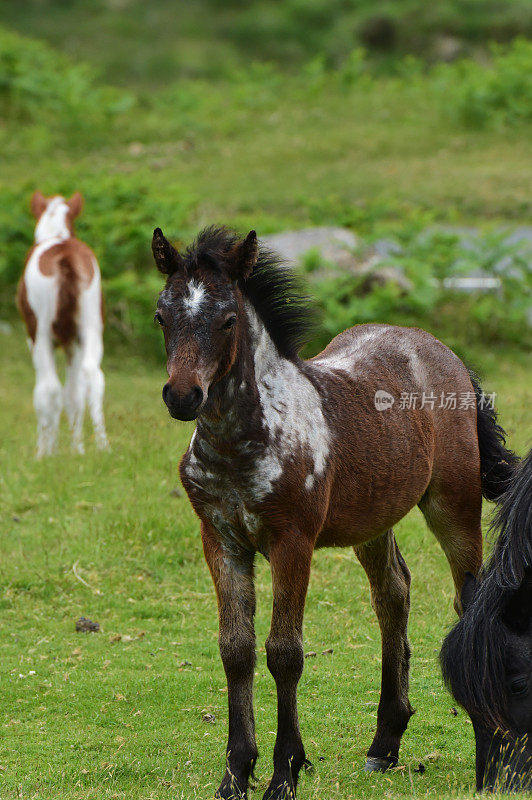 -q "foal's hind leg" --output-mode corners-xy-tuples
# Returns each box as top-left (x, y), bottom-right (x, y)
(64, 343), (86, 454)
(354, 530), (414, 771)
(32, 332), (62, 458)
(418, 478), (483, 615)
(80, 331), (108, 450)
